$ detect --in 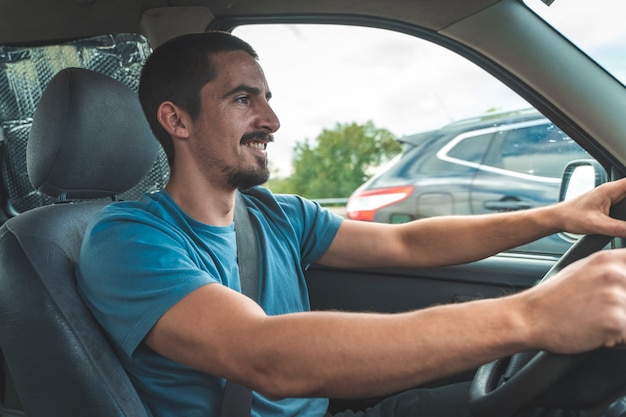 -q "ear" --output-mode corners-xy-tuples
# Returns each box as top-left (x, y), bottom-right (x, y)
(157, 101), (191, 140)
